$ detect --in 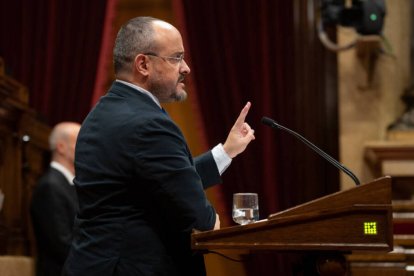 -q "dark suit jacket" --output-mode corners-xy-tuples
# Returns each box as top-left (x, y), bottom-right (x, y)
(31, 166), (78, 276)
(63, 81), (221, 276)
